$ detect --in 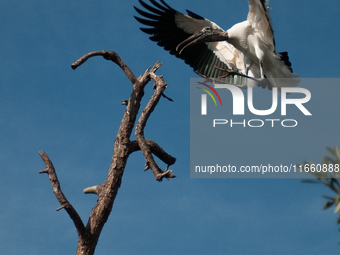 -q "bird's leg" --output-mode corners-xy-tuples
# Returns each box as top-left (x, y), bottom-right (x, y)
(195, 68), (262, 88)
(194, 72), (216, 84)
(214, 67), (260, 82)
(254, 61), (273, 89)
(214, 67), (239, 78)
(194, 73), (226, 88)
(244, 61), (252, 76)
